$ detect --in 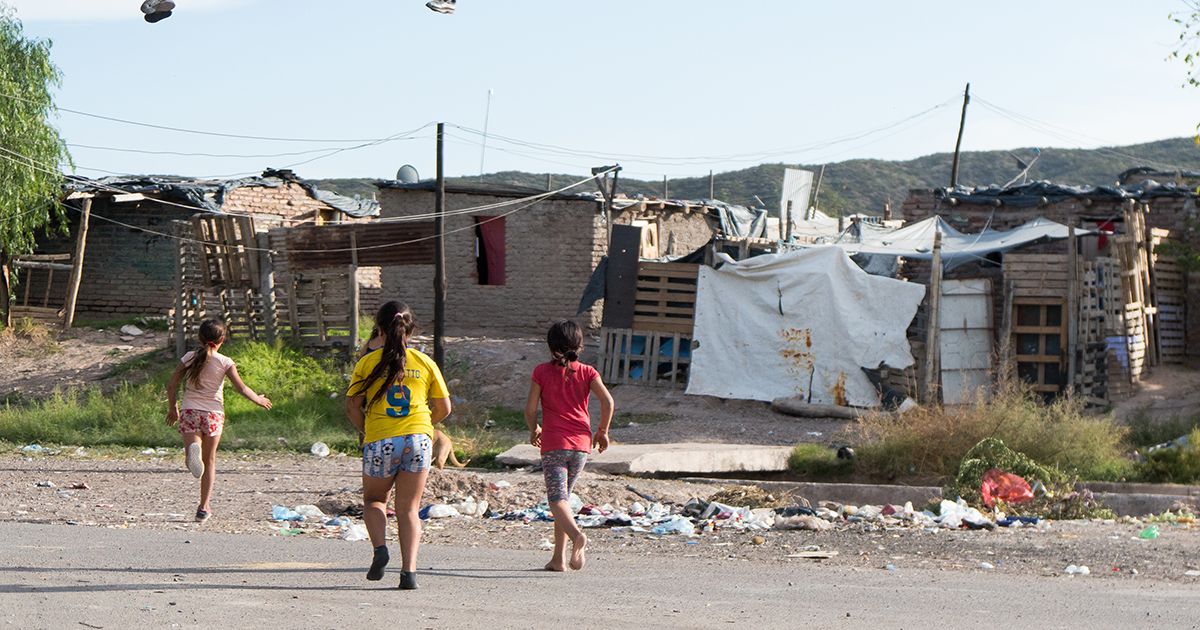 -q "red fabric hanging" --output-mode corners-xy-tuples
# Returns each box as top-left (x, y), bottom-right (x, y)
(476, 217), (506, 285)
